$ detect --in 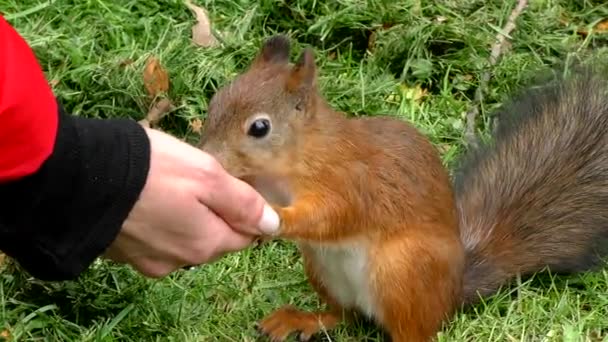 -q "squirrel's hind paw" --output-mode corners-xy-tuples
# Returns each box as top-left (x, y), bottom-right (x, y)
(255, 305), (340, 342)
